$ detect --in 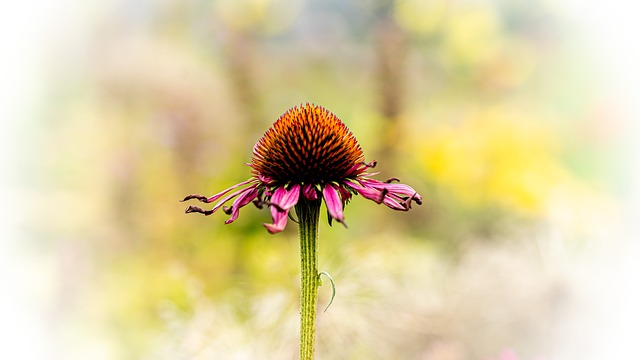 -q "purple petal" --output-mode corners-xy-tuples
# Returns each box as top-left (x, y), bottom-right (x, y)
(209, 185), (257, 214)
(184, 183), (260, 217)
(356, 186), (384, 203)
(323, 184), (345, 224)
(337, 185), (352, 203)
(257, 174), (274, 185)
(348, 177), (423, 210)
(379, 183), (420, 198)
(262, 185), (301, 233)
(182, 178), (256, 203)
(263, 206), (289, 234)
(345, 180), (383, 203)
(302, 184), (319, 200)
(382, 196), (408, 211)
(271, 184), (301, 211)
(224, 187), (259, 224)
